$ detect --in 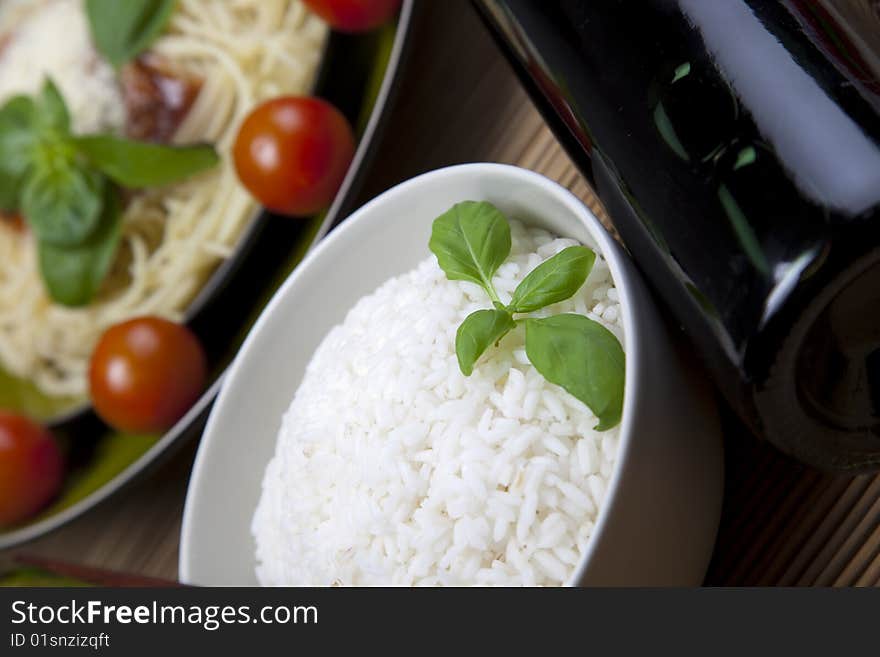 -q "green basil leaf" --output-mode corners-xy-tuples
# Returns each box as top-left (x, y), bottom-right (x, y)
(22, 165), (105, 246)
(429, 201), (511, 298)
(85, 0), (177, 68)
(0, 96), (39, 177)
(509, 246), (596, 313)
(1, 82), (74, 213)
(0, 166), (24, 211)
(37, 185), (122, 307)
(74, 135), (219, 188)
(456, 309), (516, 376)
(38, 78), (70, 134)
(525, 314), (625, 430)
